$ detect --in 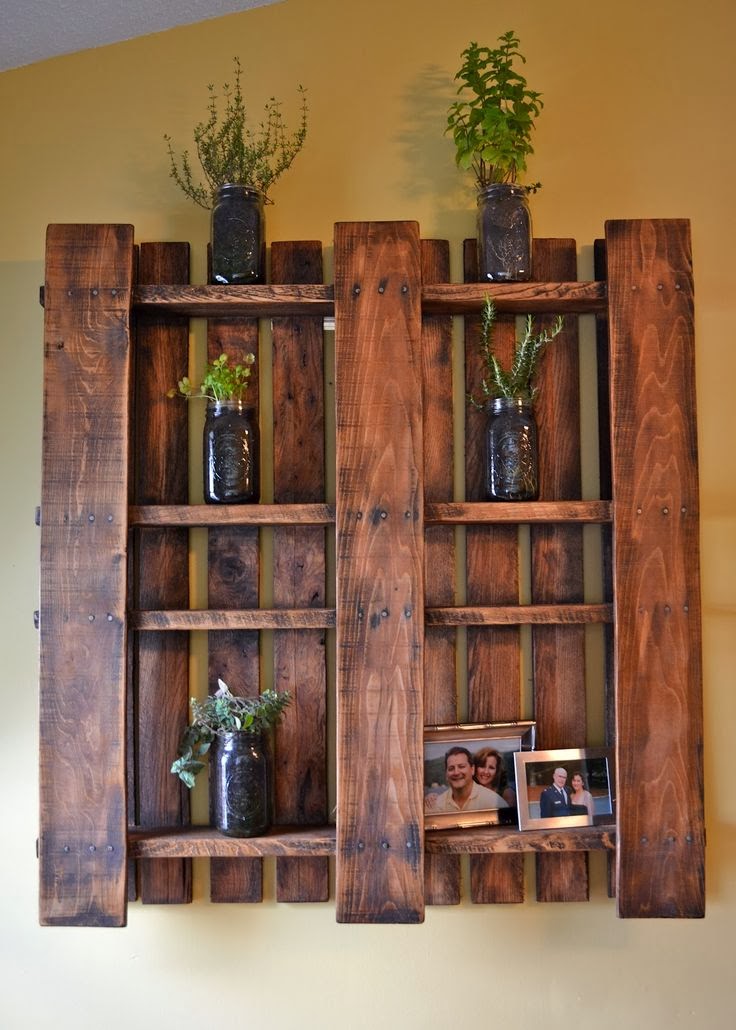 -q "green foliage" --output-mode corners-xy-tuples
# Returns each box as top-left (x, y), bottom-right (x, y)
(447, 30), (543, 189)
(168, 351), (255, 402)
(469, 297), (563, 406)
(171, 679), (292, 788)
(165, 56), (308, 208)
